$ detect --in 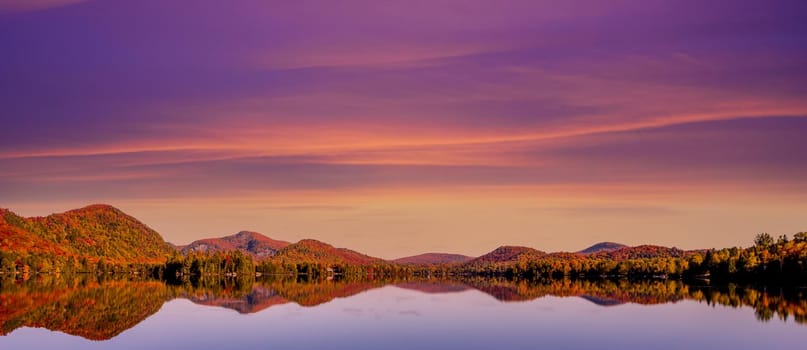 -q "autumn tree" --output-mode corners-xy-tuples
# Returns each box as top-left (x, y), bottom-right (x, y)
(754, 233), (774, 249)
